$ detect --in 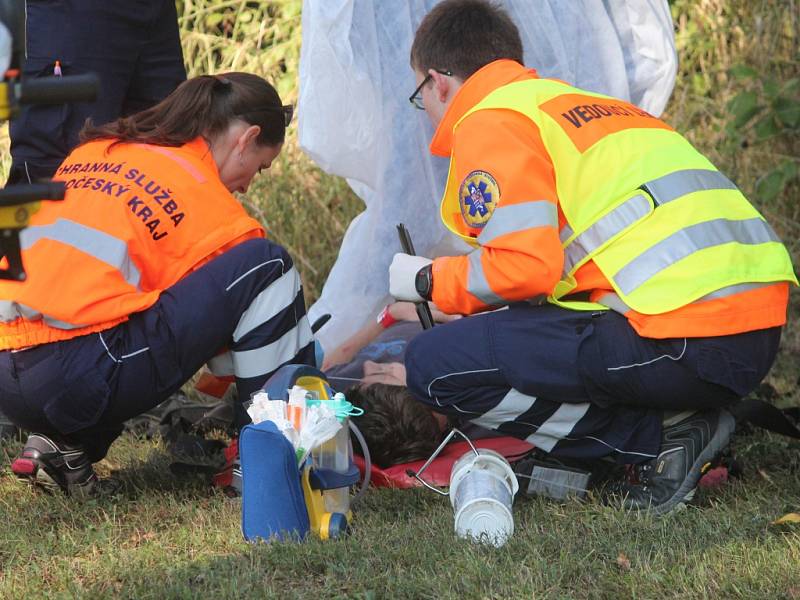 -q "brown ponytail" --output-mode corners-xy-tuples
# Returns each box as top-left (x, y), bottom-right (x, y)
(80, 72), (289, 149)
